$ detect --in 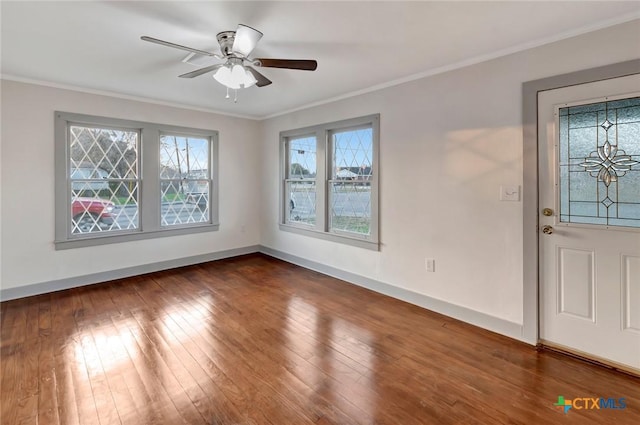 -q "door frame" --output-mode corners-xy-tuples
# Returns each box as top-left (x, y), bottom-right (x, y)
(521, 59), (640, 345)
